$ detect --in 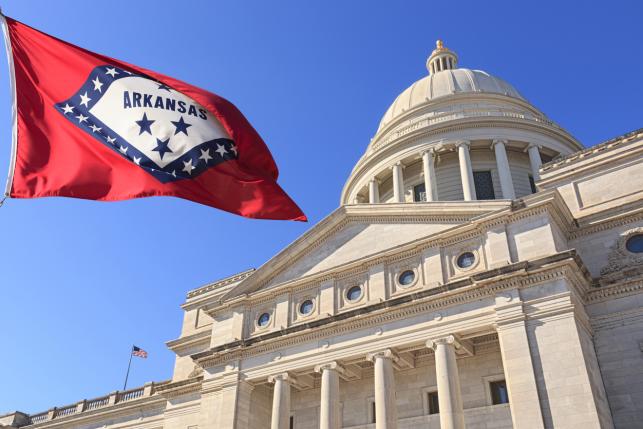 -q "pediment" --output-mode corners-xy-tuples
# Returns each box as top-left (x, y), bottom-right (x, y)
(222, 201), (512, 299)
